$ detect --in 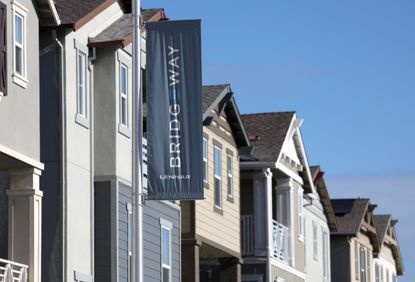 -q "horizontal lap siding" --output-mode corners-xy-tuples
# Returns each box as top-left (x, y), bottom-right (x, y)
(118, 181), (180, 282)
(196, 127), (241, 255)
